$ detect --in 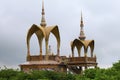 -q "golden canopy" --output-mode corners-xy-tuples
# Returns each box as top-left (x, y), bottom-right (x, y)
(26, 24), (60, 60)
(71, 39), (94, 57)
